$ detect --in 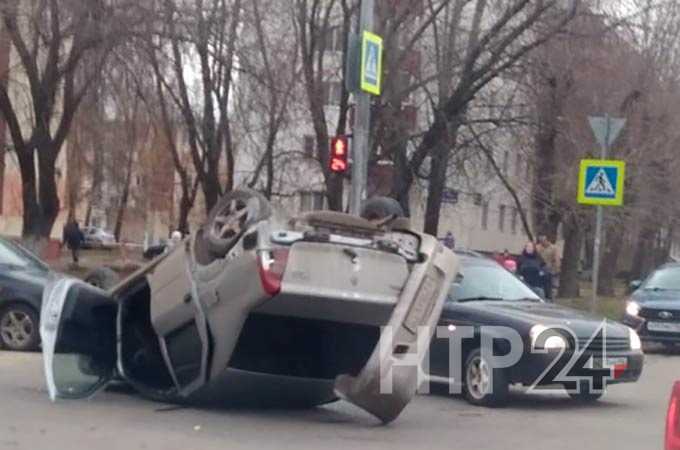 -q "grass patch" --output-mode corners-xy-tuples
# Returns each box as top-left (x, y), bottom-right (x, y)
(555, 297), (625, 321)
(555, 281), (629, 321)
